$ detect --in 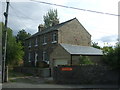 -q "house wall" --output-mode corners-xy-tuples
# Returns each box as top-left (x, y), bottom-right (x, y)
(58, 19), (91, 46)
(72, 55), (103, 65)
(24, 30), (58, 66)
(50, 45), (71, 68)
(50, 45), (71, 76)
